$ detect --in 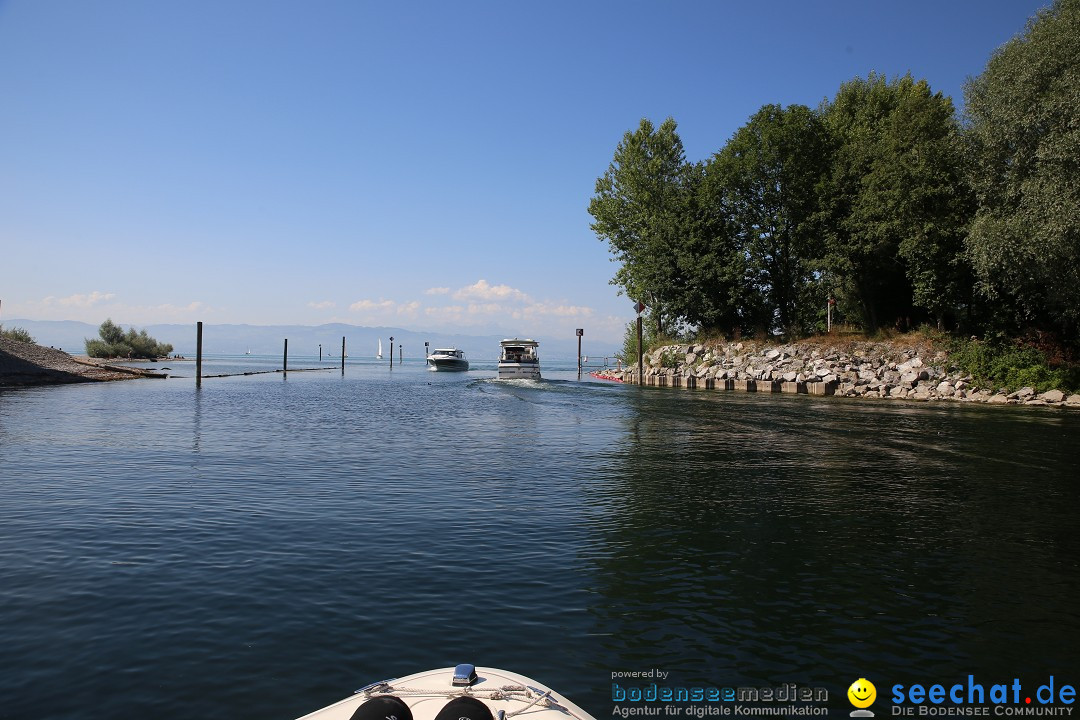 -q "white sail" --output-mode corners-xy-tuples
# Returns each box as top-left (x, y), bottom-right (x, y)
(377, 339), (383, 359)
